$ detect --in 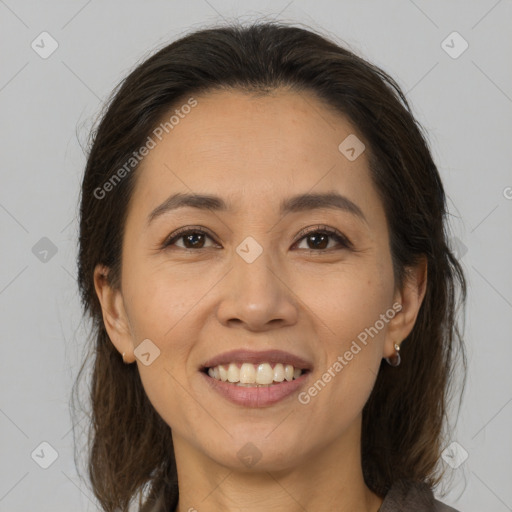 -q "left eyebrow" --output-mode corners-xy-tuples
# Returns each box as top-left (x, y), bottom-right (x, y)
(146, 191), (368, 227)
